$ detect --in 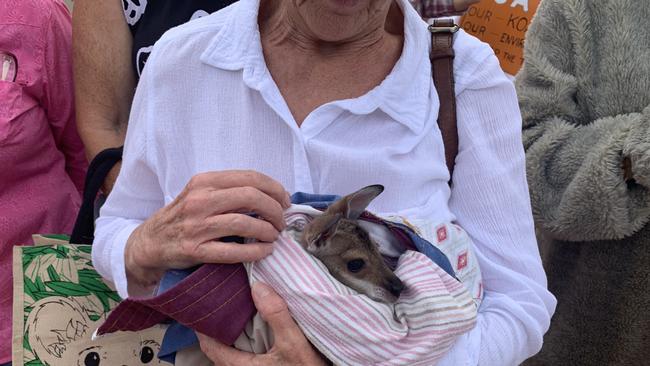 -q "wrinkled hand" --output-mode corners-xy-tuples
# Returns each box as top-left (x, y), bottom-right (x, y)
(198, 282), (328, 366)
(124, 170), (291, 291)
(453, 0), (480, 12)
